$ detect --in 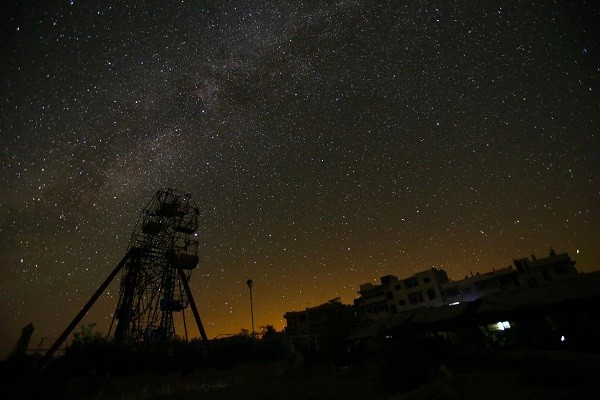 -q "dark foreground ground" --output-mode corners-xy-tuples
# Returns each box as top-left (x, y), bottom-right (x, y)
(5, 350), (600, 399)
